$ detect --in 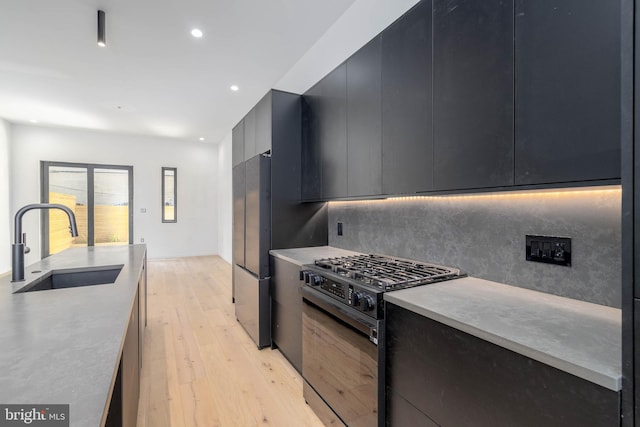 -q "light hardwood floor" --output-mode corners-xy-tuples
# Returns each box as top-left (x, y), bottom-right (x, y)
(136, 256), (324, 427)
